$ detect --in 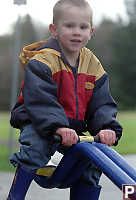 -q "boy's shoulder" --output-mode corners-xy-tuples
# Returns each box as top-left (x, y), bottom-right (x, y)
(80, 47), (105, 81)
(81, 47), (101, 65)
